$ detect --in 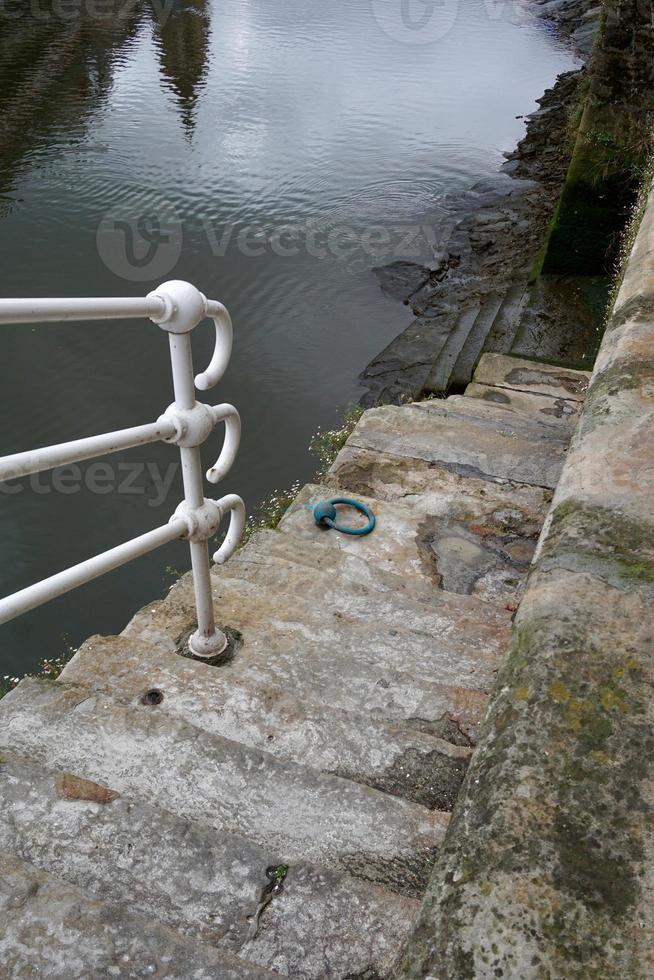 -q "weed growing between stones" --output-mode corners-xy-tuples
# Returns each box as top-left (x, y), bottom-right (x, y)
(309, 404), (363, 470)
(235, 480), (303, 548)
(0, 675), (19, 700)
(163, 564), (184, 585)
(226, 403), (364, 551)
(605, 153), (654, 315)
(0, 644), (76, 701)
